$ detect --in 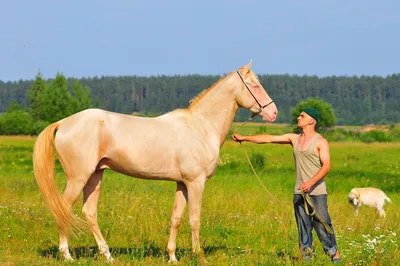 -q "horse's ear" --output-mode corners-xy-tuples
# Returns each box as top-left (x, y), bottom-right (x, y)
(241, 60), (253, 74)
